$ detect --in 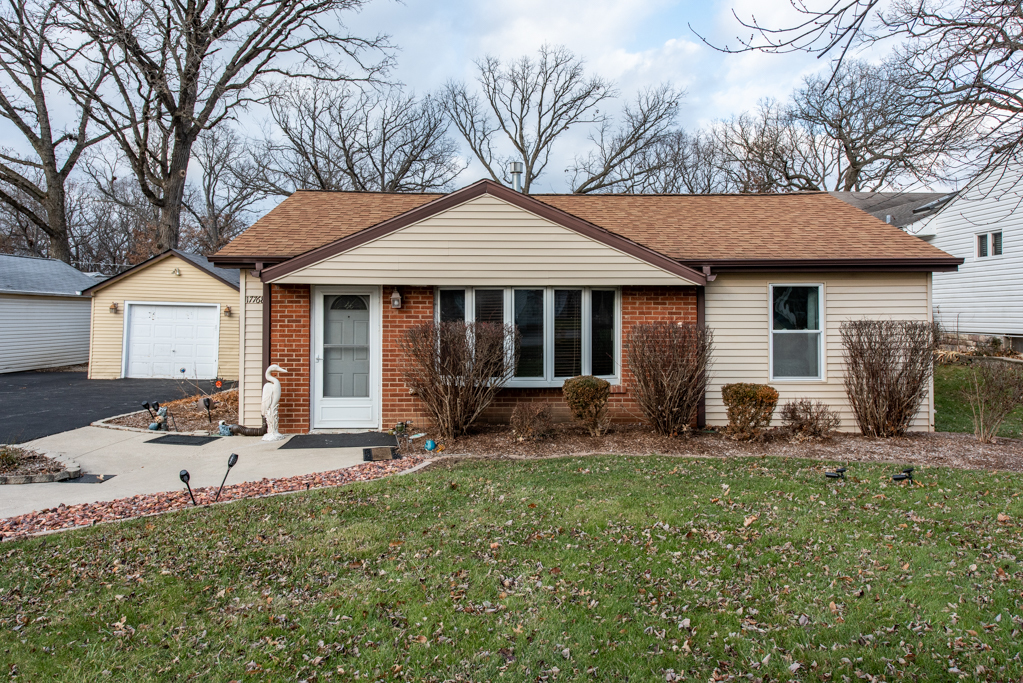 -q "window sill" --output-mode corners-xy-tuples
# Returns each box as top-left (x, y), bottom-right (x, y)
(505, 377), (620, 389)
(769, 377), (826, 383)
